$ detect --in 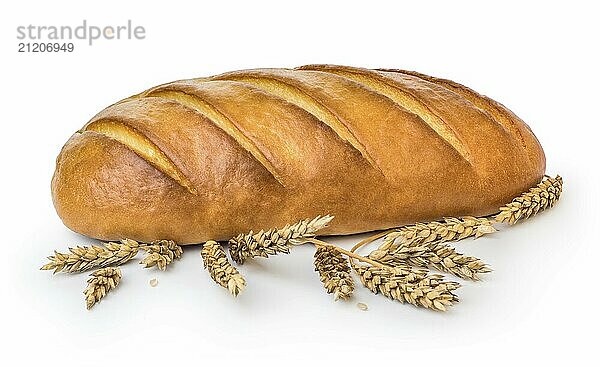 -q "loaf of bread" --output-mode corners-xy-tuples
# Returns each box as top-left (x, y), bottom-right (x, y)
(52, 65), (545, 244)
